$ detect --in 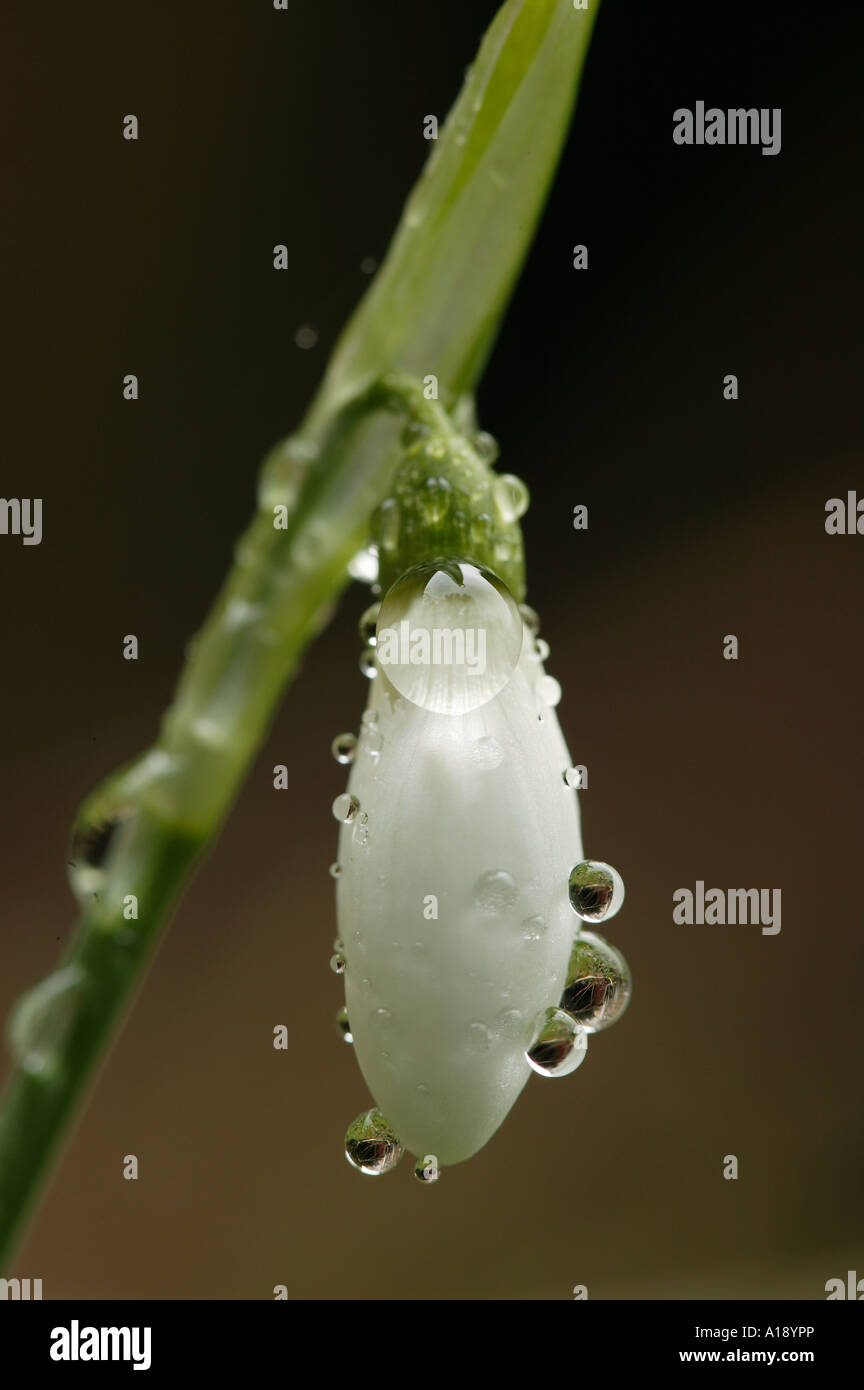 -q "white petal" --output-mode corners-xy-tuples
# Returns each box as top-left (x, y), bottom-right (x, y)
(336, 627), (582, 1166)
